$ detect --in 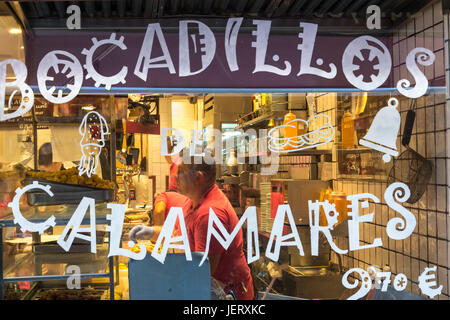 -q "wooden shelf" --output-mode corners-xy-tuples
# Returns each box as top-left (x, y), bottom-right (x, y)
(277, 149), (332, 156)
(235, 110), (288, 130)
(242, 152), (267, 158)
(236, 112), (273, 130)
(337, 174), (388, 181)
(337, 147), (373, 154)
